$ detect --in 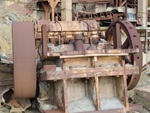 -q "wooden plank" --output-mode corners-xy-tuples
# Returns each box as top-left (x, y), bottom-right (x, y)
(116, 0), (118, 7)
(0, 73), (13, 79)
(120, 0), (127, 7)
(119, 0), (122, 6)
(60, 53), (128, 59)
(0, 62), (13, 73)
(0, 81), (14, 86)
